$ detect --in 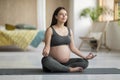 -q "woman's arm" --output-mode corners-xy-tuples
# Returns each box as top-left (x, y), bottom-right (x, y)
(42, 27), (52, 57)
(69, 29), (86, 59)
(69, 29), (96, 60)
